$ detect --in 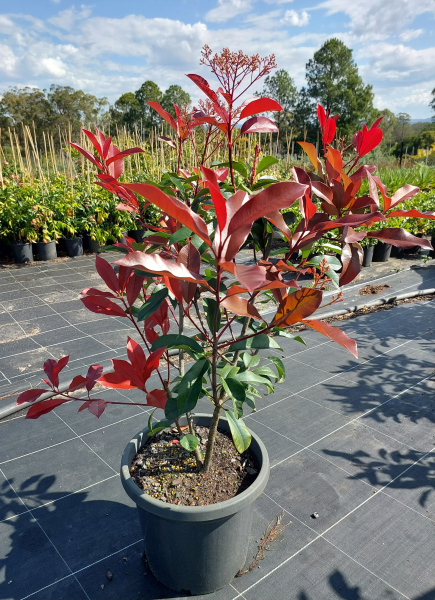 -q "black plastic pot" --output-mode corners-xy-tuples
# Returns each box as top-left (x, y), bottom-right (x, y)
(84, 235), (101, 254)
(362, 245), (374, 267)
(11, 241), (33, 264)
(390, 246), (404, 259)
(37, 240), (57, 261)
(65, 237), (83, 257)
(118, 231), (128, 245)
(121, 413), (270, 595)
(373, 242), (391, 262)
(129, 229), (146, 243)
